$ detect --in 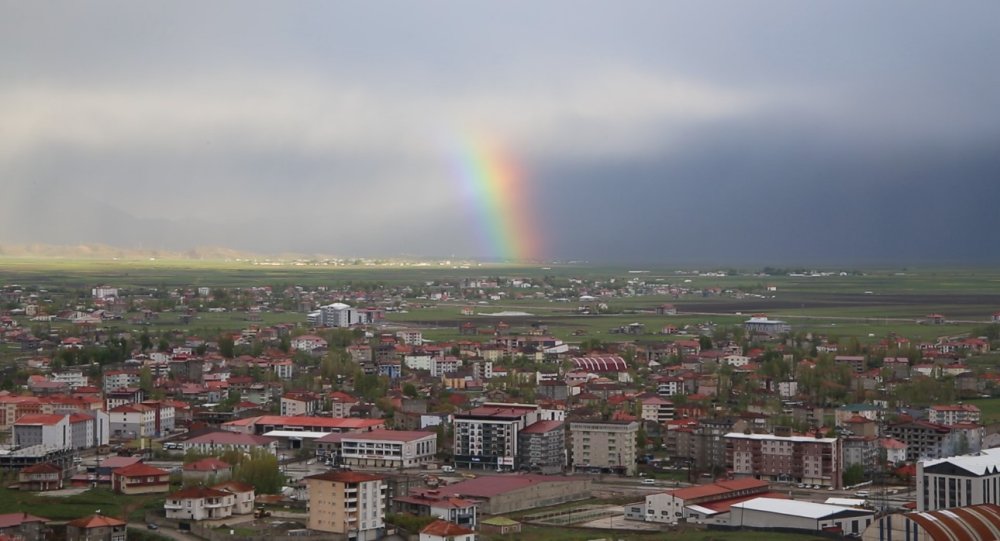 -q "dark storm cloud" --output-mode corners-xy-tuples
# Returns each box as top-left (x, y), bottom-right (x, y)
(1, 1), (999, 263)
